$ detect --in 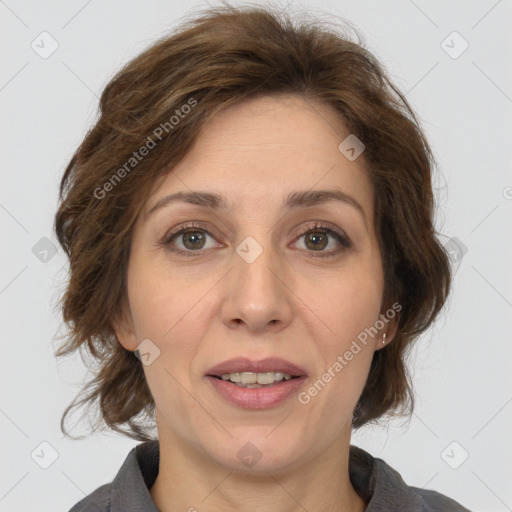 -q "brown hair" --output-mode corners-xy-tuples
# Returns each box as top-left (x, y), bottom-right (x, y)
(54, 3), (451, 441)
